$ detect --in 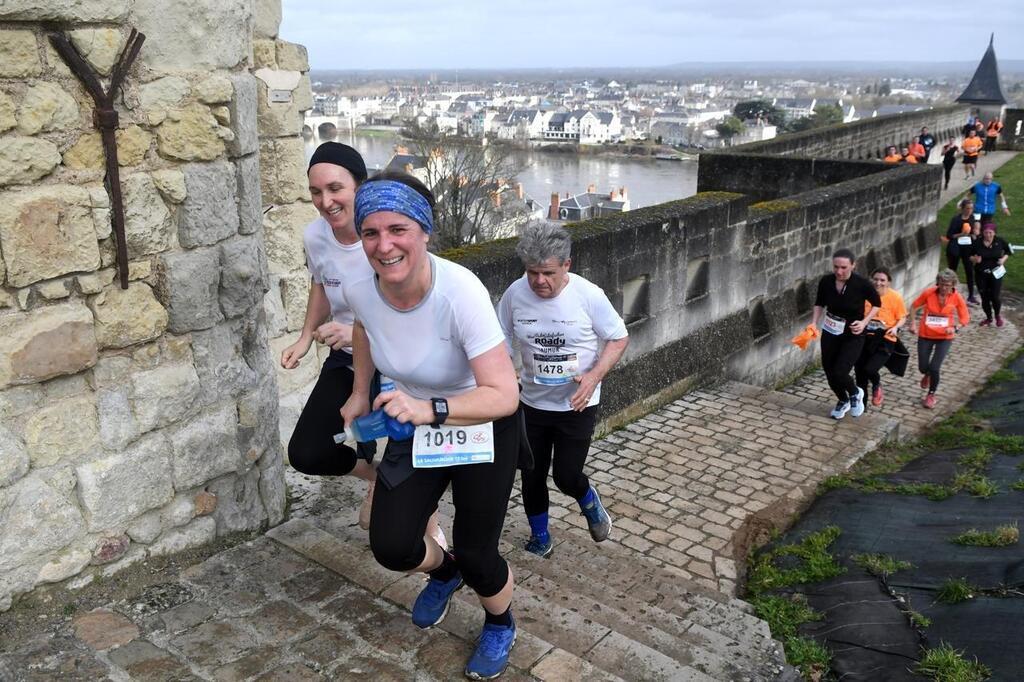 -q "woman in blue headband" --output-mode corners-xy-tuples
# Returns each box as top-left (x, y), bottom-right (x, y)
(341, 171), (522, 679)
